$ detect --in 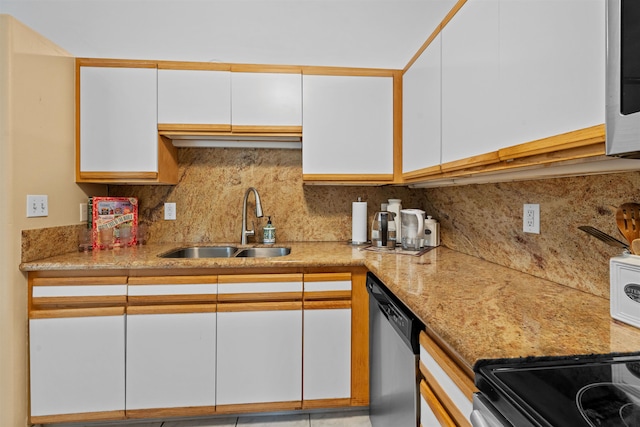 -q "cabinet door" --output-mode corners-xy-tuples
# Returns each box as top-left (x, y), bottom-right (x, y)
(441, 0), (500, 165)
(498, 0), (605, 146)
(79, 65), (158, 173)
(29, 309), (125, 420)
(231, 72), (302, 128)
(125, 278), (218, 415)
(304, 308), (351, 401)
(420, 380), (456, 427)
(303, 273), (352, 403)
(302, 74), (394, 177)
(126, 308), (217, 412)
(403, 33), (442, 175)
(158, 68), (231, 127)
(216, 274), (303, 407)
(419, 332), (474, 427)
(216, 307), (302, 405)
